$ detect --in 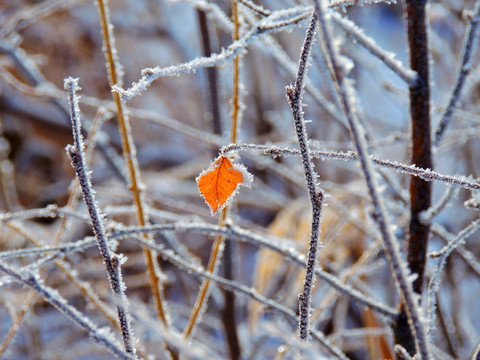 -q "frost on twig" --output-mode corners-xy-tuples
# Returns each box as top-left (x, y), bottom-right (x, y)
(64, 77), (137, 358)
(220, 143), (480, 191)
(331, 12), (417, 85)
(312, 0), (432, 358)
(114, 6), (313, 101)
(285, 9), (326, 341)
(434, 0), (480, 145)
(426, 218), (480, 336)
(111, 221), (397, 319)
(127, 233), (348, 360)
(0, 260), (135, 360)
